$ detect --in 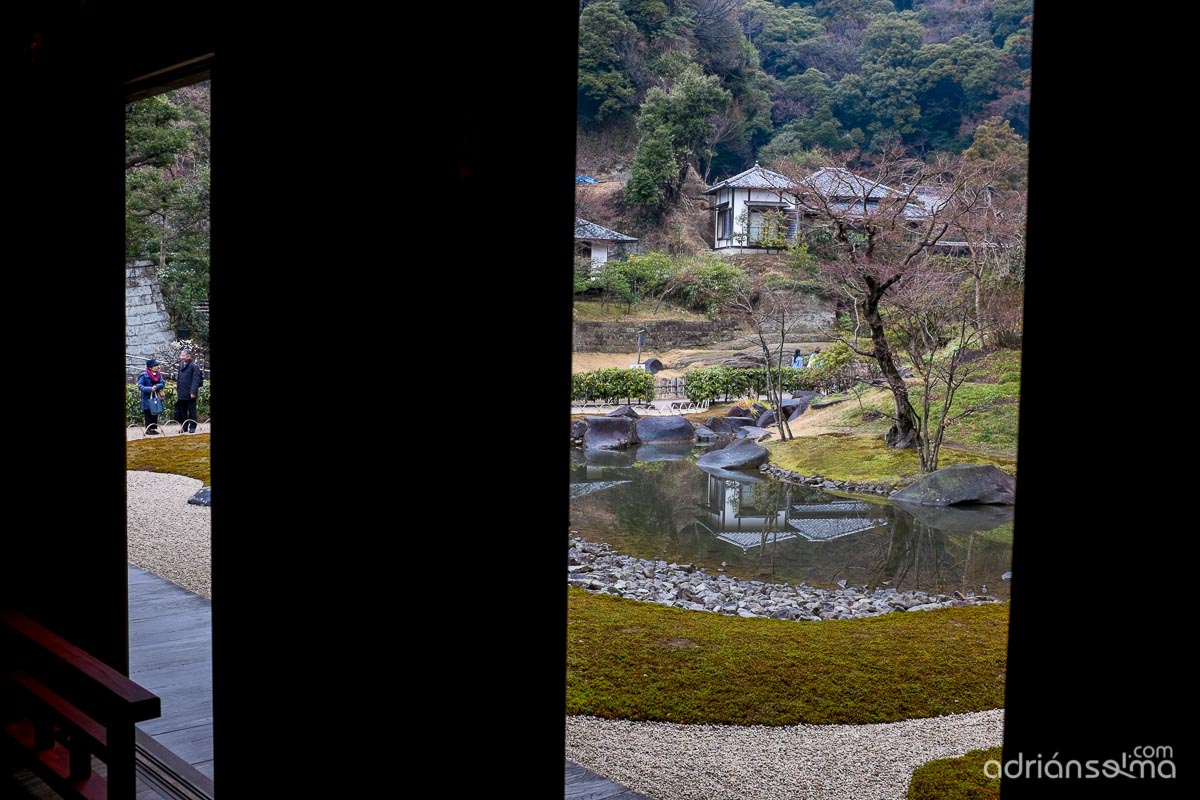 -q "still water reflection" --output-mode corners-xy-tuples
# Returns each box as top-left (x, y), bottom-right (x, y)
(569, 444), (1013, 600)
